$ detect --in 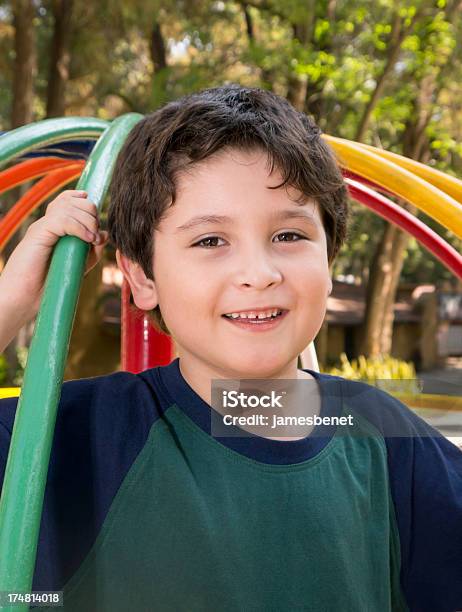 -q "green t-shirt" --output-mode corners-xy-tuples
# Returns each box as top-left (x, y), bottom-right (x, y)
(1, 358), (461, 611)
